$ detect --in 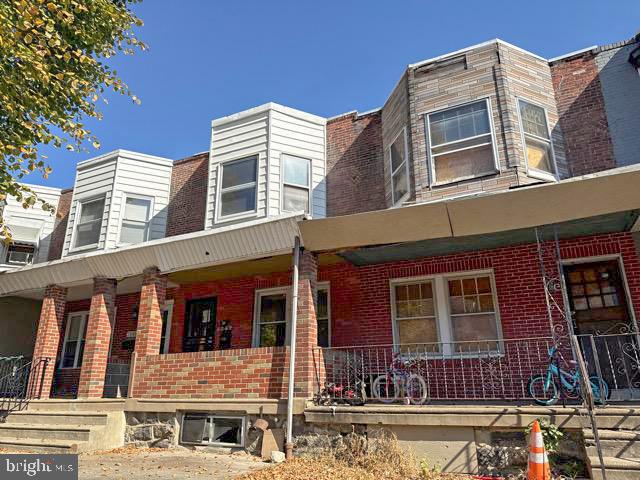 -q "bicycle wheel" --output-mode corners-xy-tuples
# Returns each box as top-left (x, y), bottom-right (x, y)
(406, 374), (428, 405)
(527, 375), (559, 406)
(589, 376), (610, 404)
(372, 375), (398, 404)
